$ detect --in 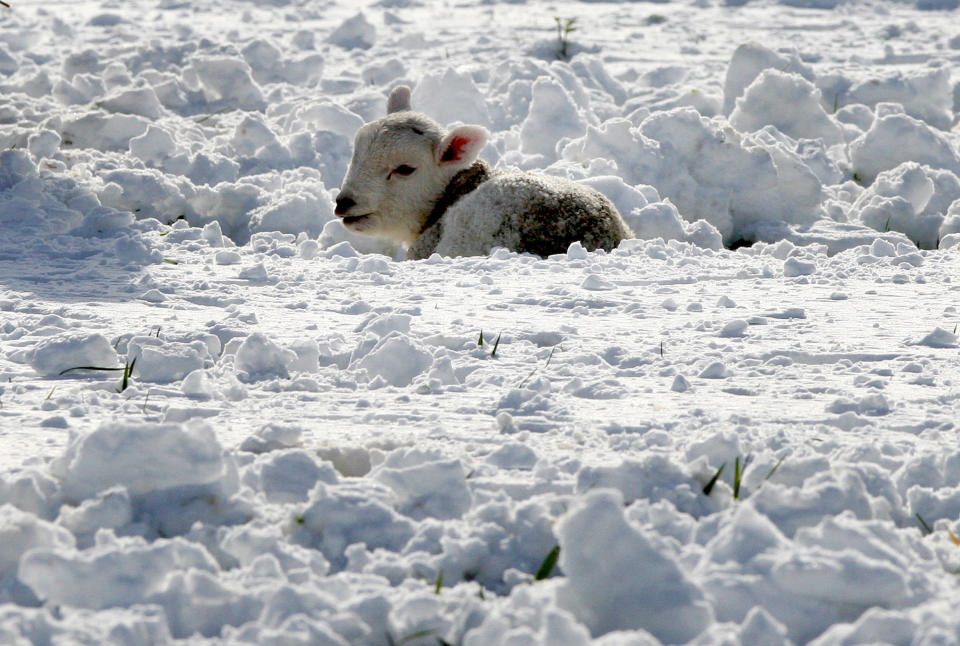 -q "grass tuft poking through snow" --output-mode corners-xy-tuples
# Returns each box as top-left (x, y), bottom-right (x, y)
(554, 17), (577, 60)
